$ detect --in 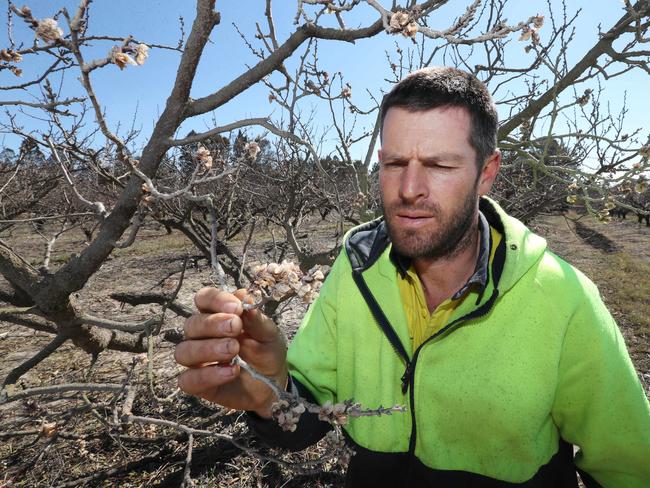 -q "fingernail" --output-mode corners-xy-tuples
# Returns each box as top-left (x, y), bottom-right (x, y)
(217, 365), (234, 377)
(221, 319), (233, 333)
(222, 302), (238, 314)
